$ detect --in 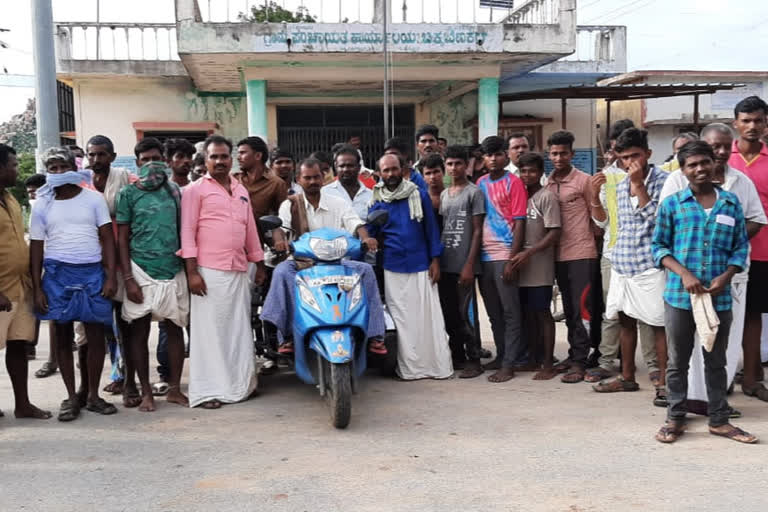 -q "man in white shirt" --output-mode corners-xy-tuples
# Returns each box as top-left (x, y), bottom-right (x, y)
(264, 158), (385, 354)
(321, 145), (373, 220)
(504, 133), (531, 175)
